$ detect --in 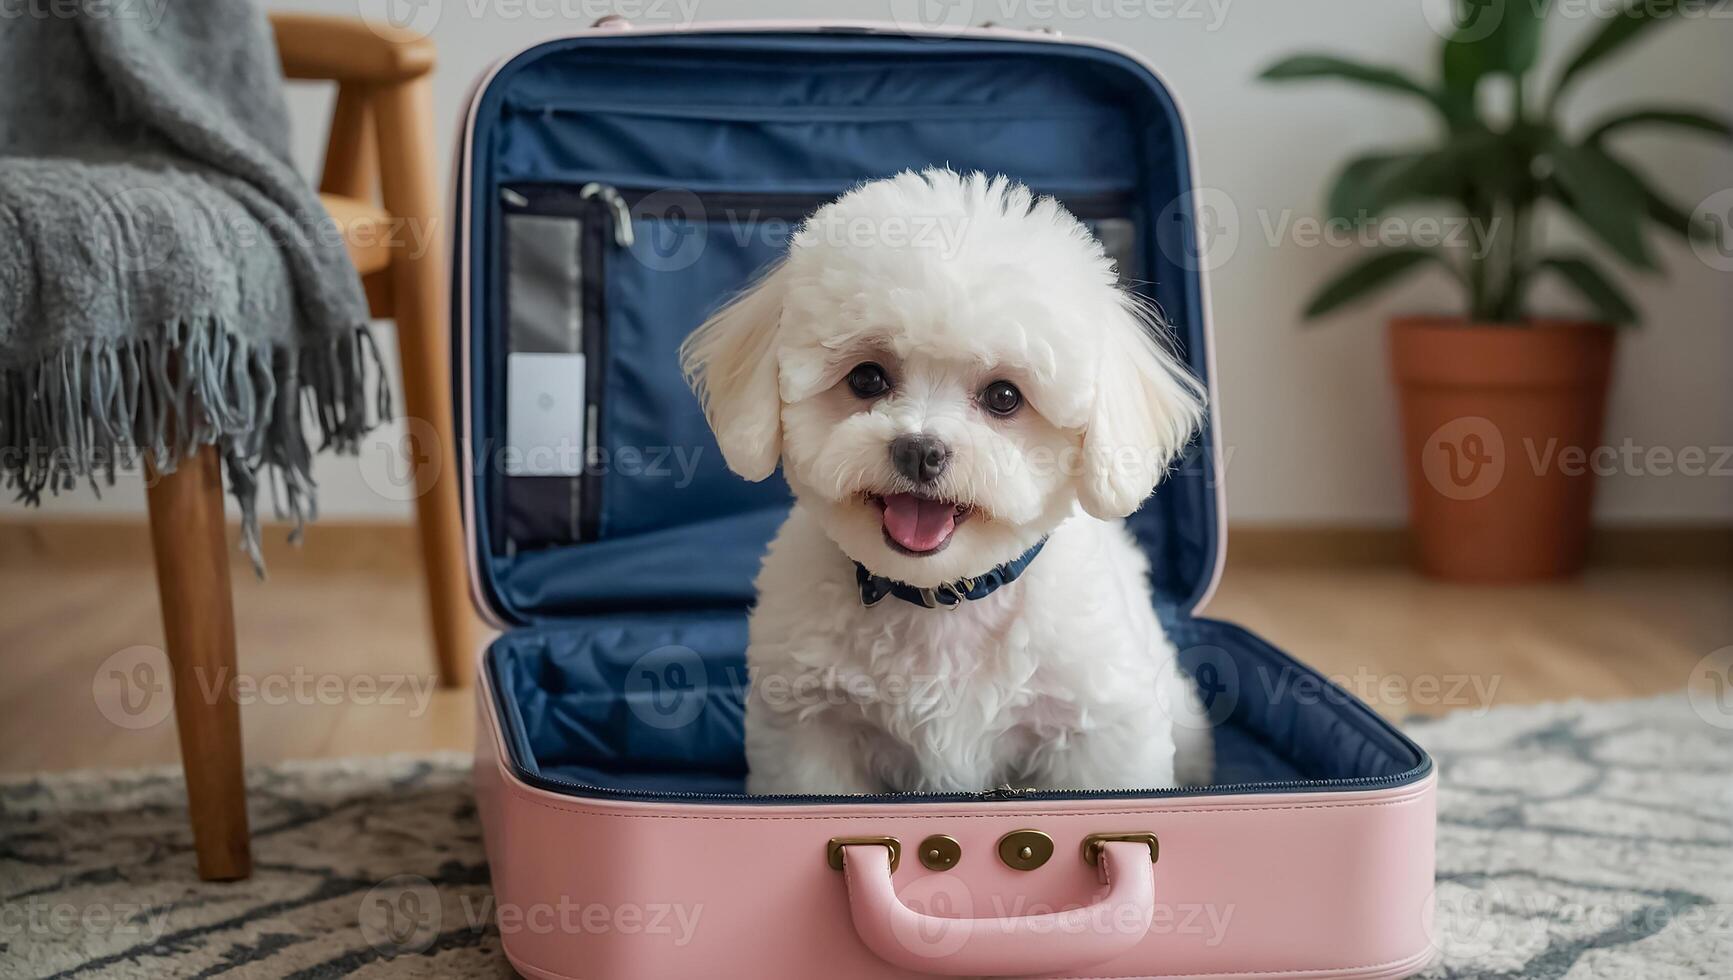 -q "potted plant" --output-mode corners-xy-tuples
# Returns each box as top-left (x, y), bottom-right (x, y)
(1259, 0), (1730, 581)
